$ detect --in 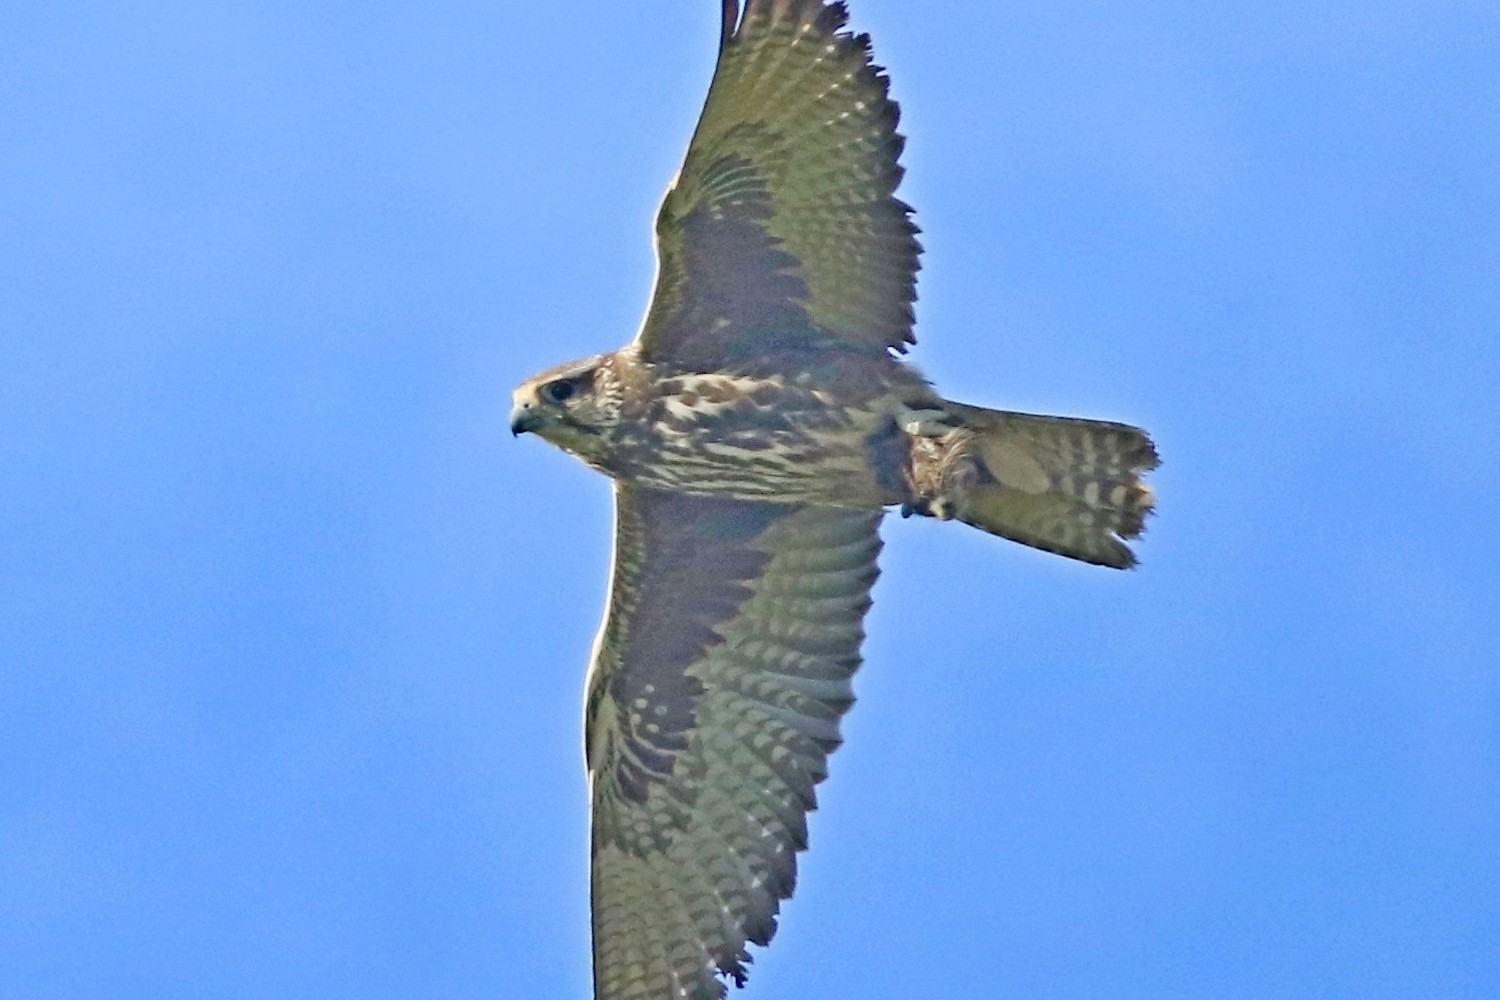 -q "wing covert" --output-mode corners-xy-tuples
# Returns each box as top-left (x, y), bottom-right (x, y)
(587, 485), (882, 1000)
(636, 0), (920, 371)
